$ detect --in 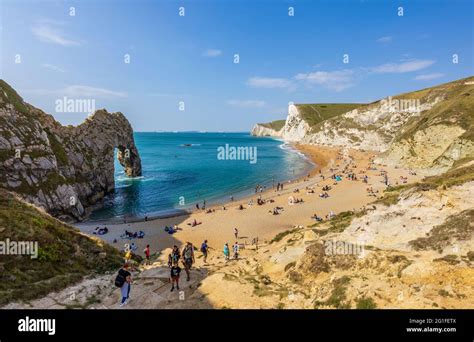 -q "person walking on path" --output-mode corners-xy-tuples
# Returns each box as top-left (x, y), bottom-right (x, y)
(200, 240), (209, 263)
(144, 244), (151, 265)
(223, 243), (230, 261)
(182, 242), (195, 281)
(117, 265), (132, 307)
(170, 261), (181, 292)
(233, 241), (239, 260)
(168, 245), (181, 267)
